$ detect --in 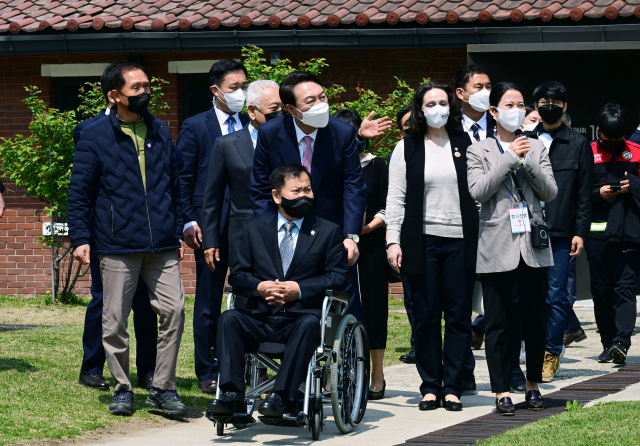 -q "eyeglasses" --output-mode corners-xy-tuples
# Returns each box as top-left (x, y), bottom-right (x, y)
(537, 99), (564, 107)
